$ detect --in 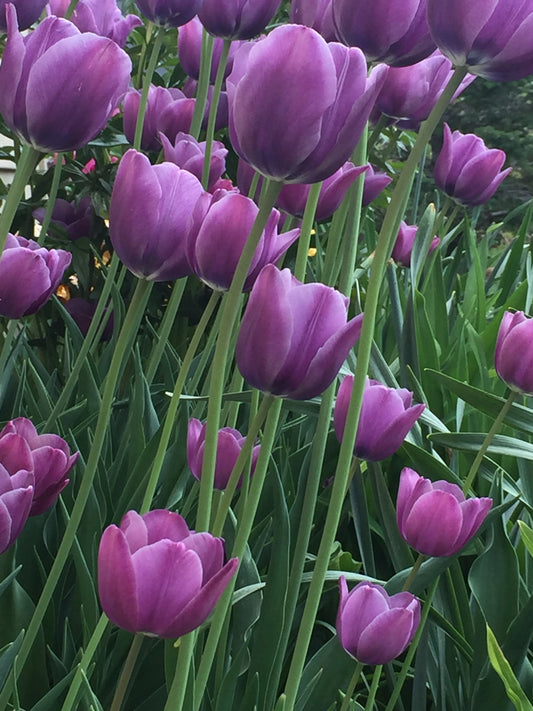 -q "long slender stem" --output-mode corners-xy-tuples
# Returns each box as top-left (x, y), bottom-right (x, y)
(294, 182), (322, 280)
(201, 39), (231, 189)
(402, 553), (425, 592)
(0, 144), (42, 254)
(145, 277), (188, 385)
(190, 29), (214, 140)
(38, 157), (63, 245)
(340, 662), (364, 711)
(134, 25), (165, 152)
(163, 632), (197, 711)
(365, 665), (382, 711)
(110, 635), (144, 711)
